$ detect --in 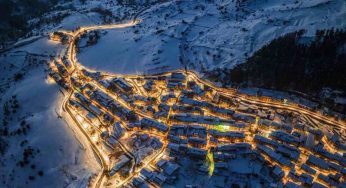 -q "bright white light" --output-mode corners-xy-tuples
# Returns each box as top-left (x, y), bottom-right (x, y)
(91, 134), (99, 142)
(82, 122), (89, 129)
(76, 115), (83, 122)
(46, 77), (56, 85)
